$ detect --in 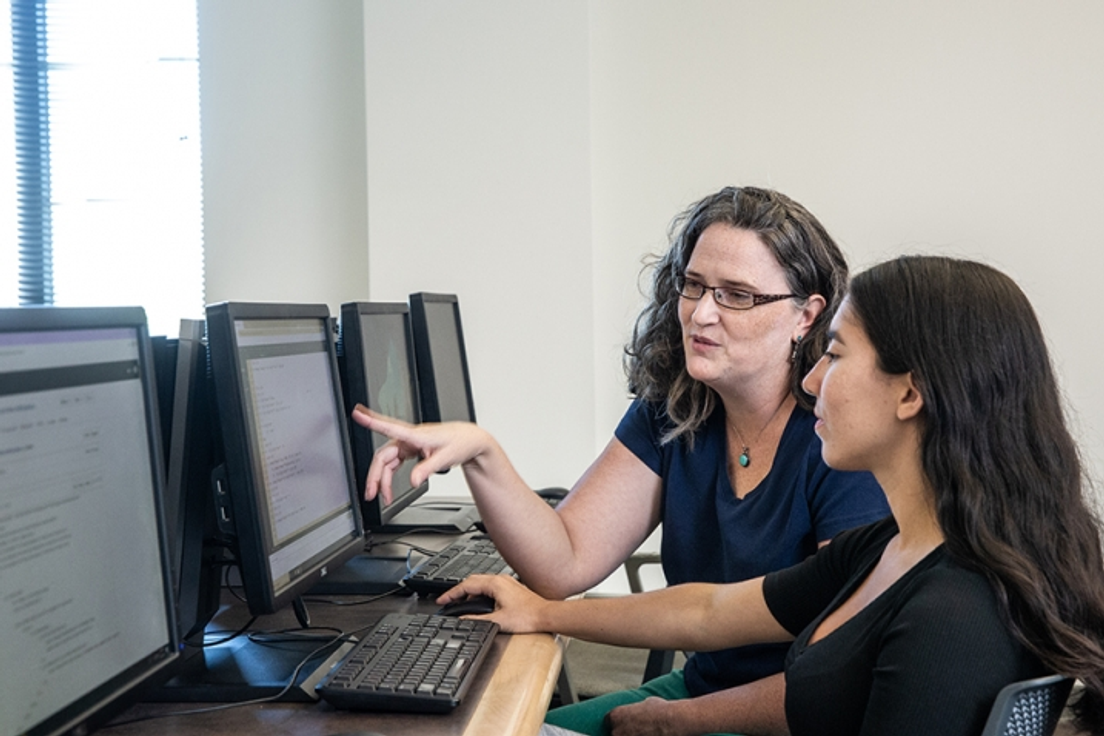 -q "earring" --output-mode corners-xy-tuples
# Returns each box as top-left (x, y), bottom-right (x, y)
(790, 334), (803, 362)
